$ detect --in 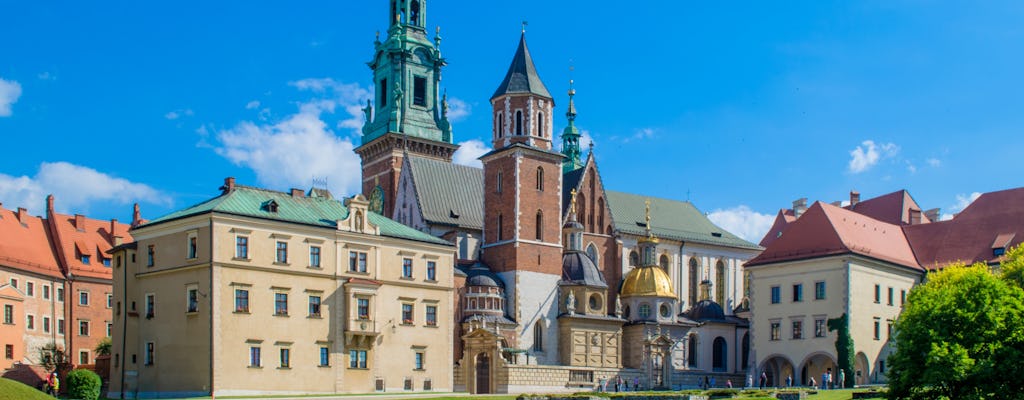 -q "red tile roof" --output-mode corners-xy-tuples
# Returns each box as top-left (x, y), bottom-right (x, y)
(48, 212), (131, 280)
(0, 208), (63, 279)
(845, 189), (932, 226)
(759, 209), (796, 248)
